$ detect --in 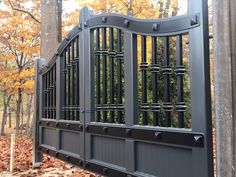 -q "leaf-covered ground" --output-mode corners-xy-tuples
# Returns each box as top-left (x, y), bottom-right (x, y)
(0, 135), (96, 177)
